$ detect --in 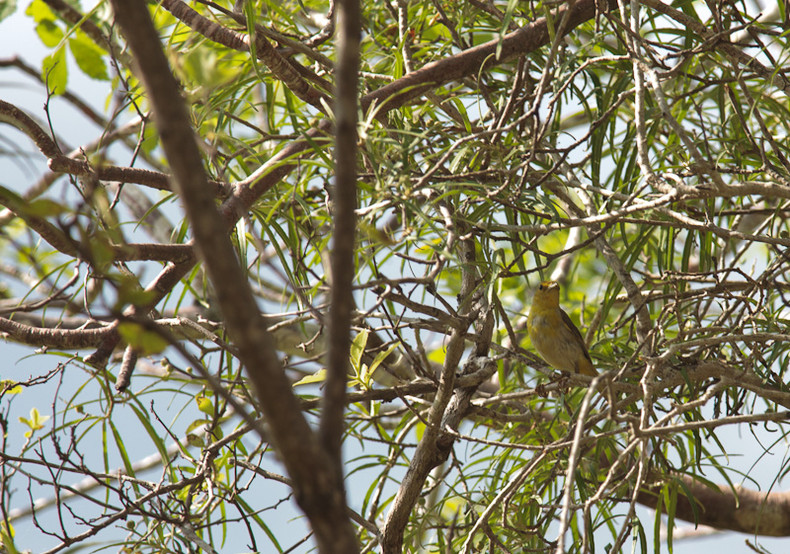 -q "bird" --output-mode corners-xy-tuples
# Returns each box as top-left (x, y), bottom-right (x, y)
(527, 280), (596, 376)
